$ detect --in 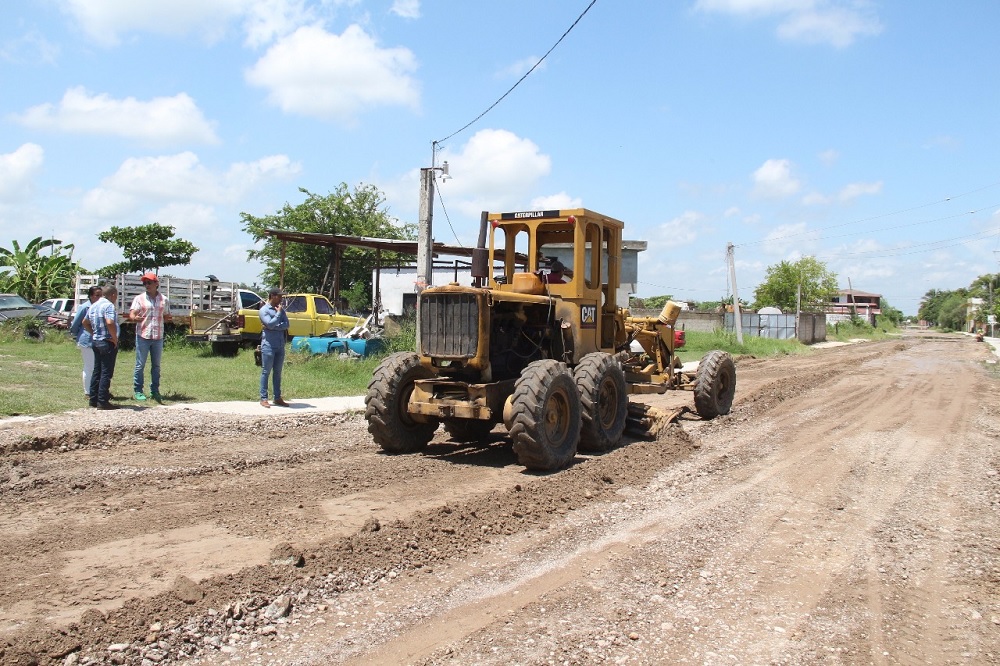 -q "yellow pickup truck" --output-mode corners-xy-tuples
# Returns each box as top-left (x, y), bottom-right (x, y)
(188, 293), (363, 356)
